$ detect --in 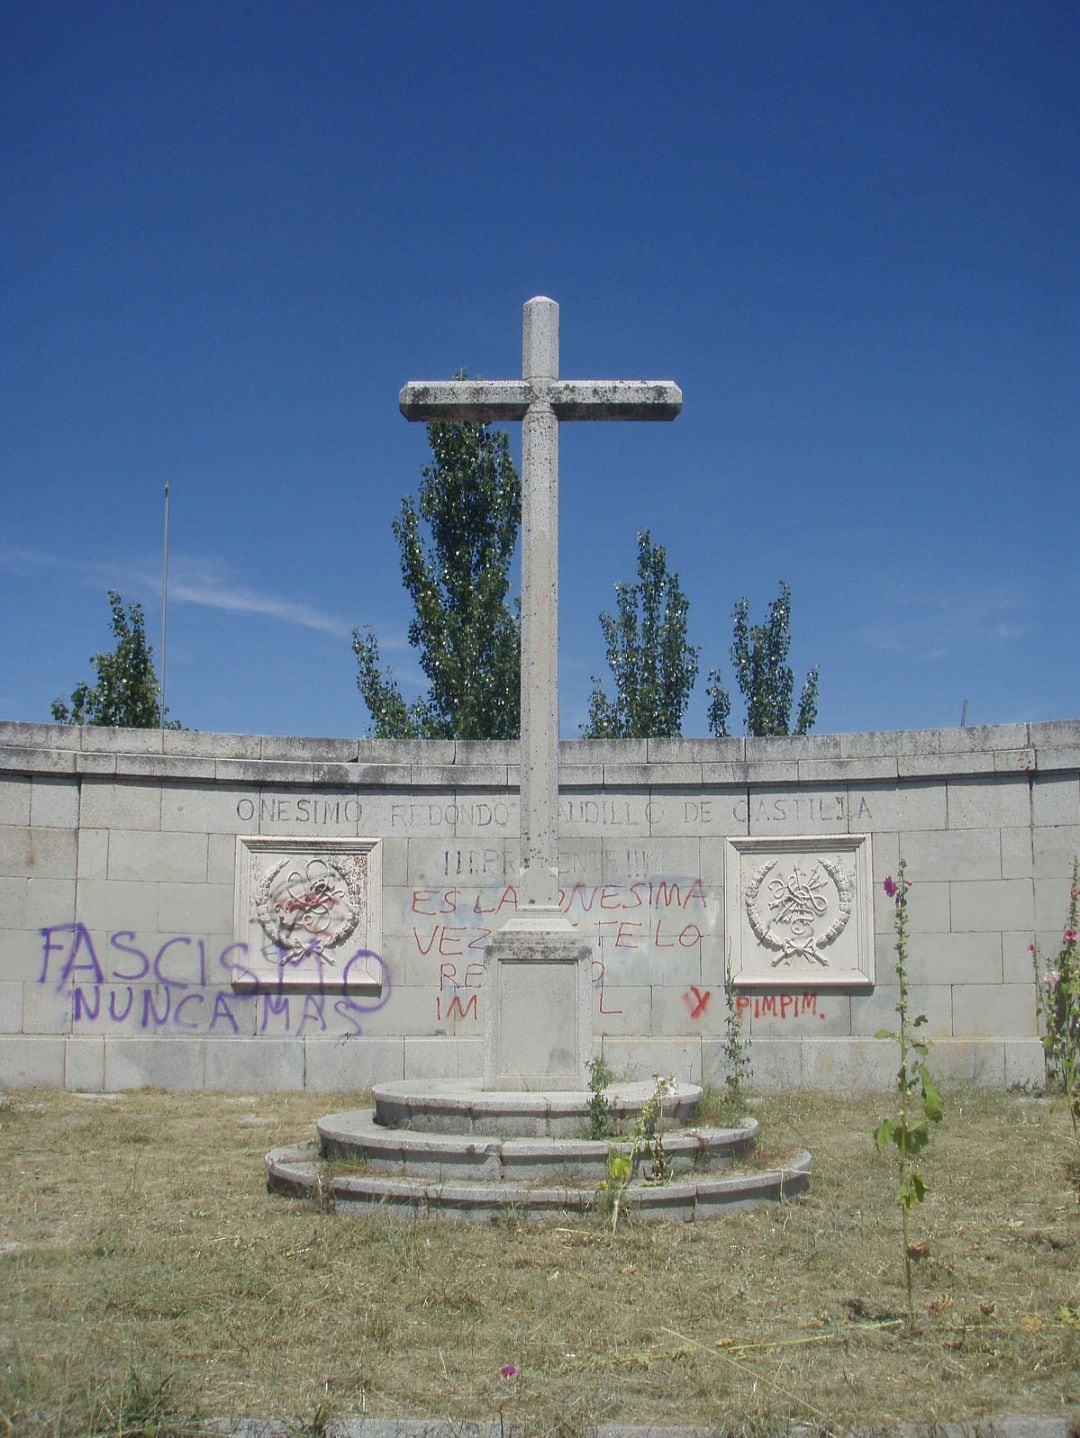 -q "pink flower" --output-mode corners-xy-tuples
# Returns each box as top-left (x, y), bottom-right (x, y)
(1043, 970), (1061, 987)
(883, 876), (898, 898)
(1064, 929), (1077, 945)
(1027, 943), (1037, 955)
(499, 1364), (519, 1381)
